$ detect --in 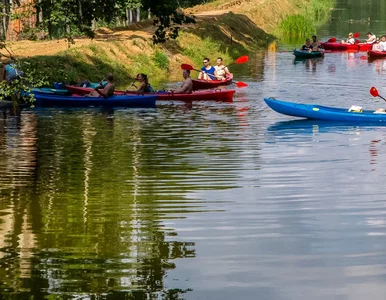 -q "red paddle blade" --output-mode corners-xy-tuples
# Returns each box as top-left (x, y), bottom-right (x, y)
(360, 55), (367, 60)
(327, 37), (336, 43)
(370, 86), (379, 97)
(181, 64), (194, 70)
(235, 55), (248, 64)
(354, 32), (360, 38)
(236, 81), (248, 88)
